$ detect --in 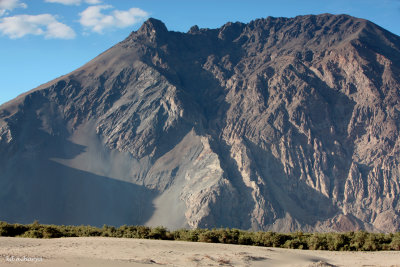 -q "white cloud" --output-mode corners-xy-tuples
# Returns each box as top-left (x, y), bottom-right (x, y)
(79, 5), (148, 33)
(84, 0), (101, 4)
(45, 0), (101, 5)
(45, 0), (81, 5)
(0, 14), (76, 39)
(0, 0), (27, 16)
